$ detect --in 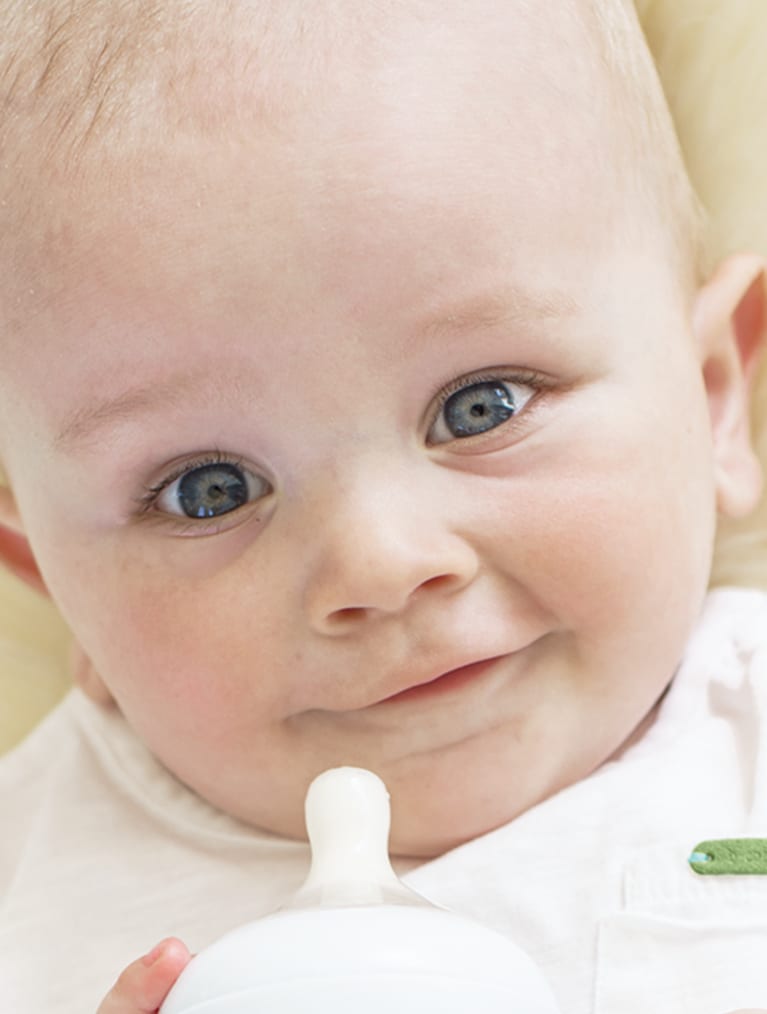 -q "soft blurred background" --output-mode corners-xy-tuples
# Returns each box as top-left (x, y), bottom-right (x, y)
(1, 0), (766, 755)
(638, 0), (767, 588)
